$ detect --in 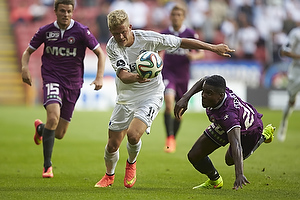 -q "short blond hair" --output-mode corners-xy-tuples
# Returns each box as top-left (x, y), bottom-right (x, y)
(107, 9), (129, 29)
